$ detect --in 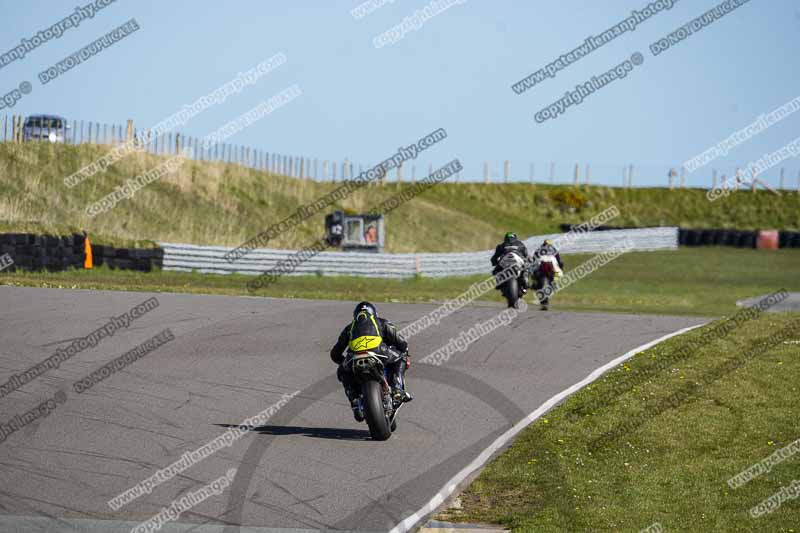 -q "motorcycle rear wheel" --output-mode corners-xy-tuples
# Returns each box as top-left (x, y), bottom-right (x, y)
(503, 278), (519, 308)
(363, 380), (392, 441)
